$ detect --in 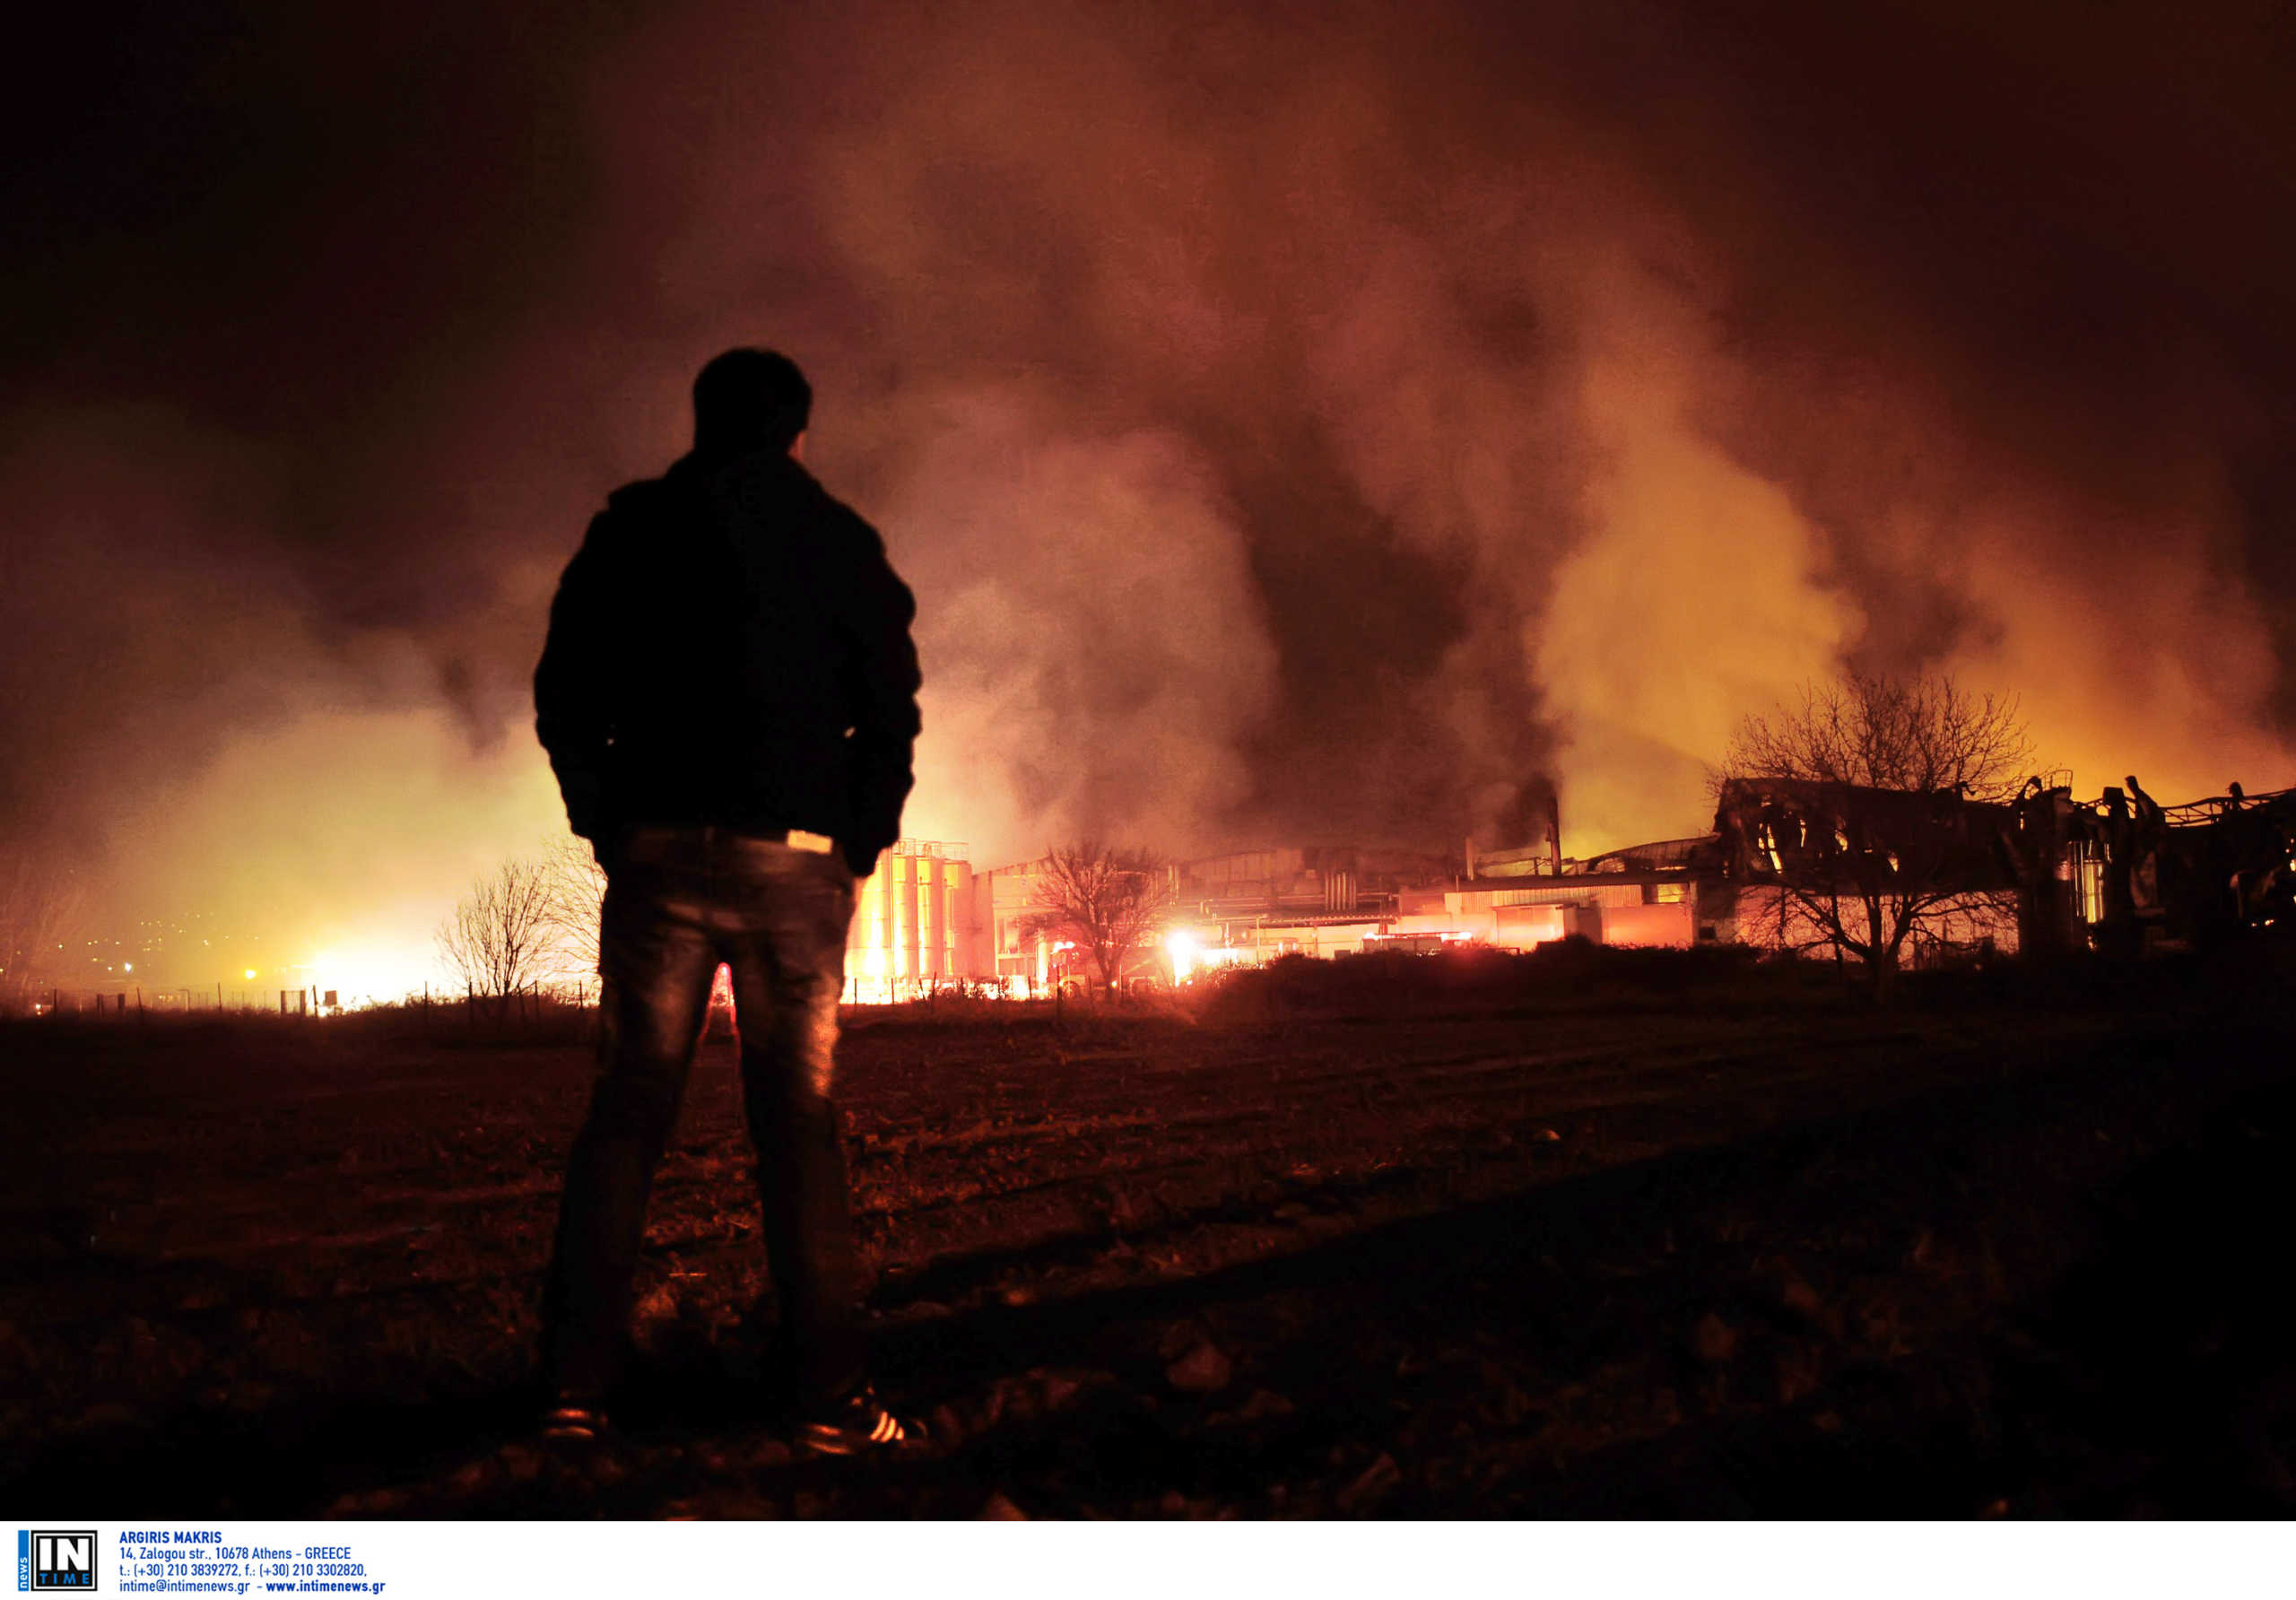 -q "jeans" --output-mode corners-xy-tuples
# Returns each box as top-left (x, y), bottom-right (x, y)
(542, 825), (864, 1404)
